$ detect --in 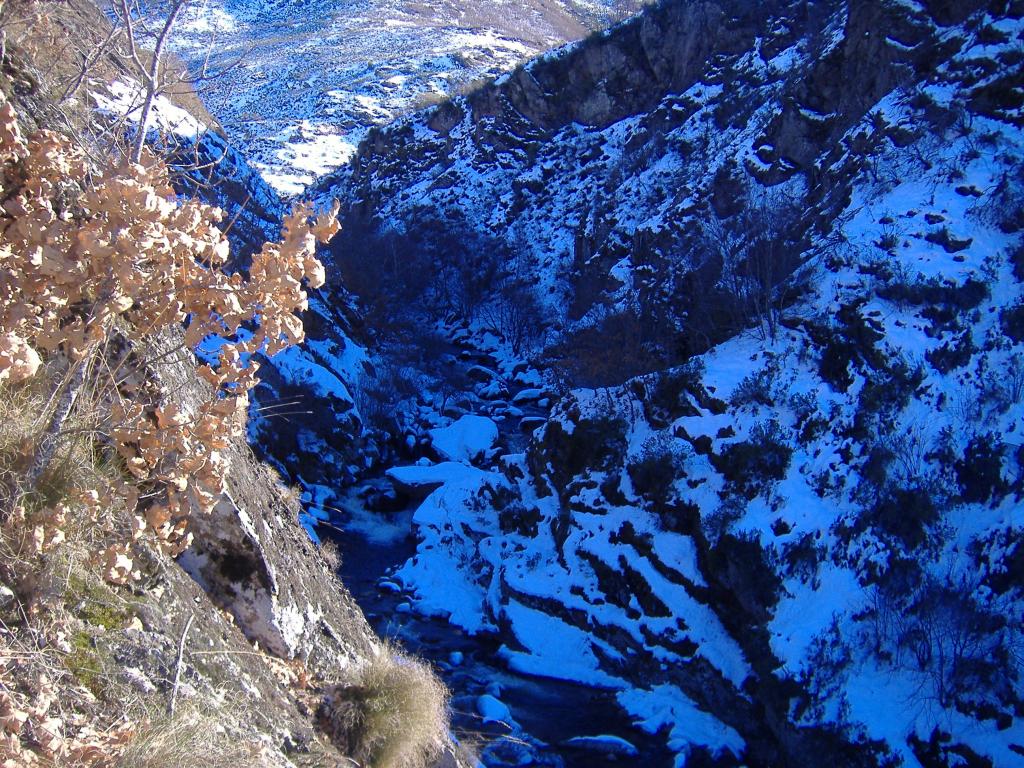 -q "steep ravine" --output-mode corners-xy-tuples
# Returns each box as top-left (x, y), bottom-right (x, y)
(296, 323), (793, 767)
(252, 0), (1024, 765)
(324, 337), (680, 767)
(253, 309), (683, 763)
(0, 5), (470, 764)
(209, 0), (1024, 764)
